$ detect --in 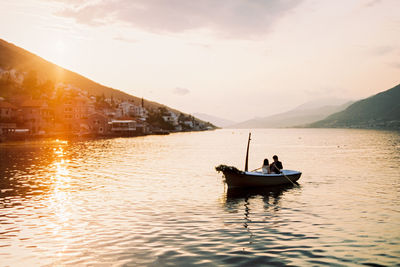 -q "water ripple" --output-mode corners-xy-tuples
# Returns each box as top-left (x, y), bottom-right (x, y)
(0, 129), (399, 266)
